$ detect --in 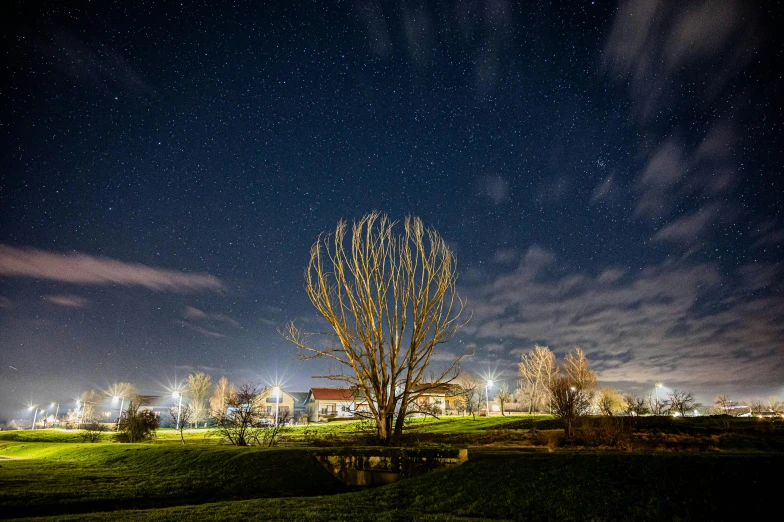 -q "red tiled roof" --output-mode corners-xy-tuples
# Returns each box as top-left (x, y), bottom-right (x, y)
(310, 387), (354, 401)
